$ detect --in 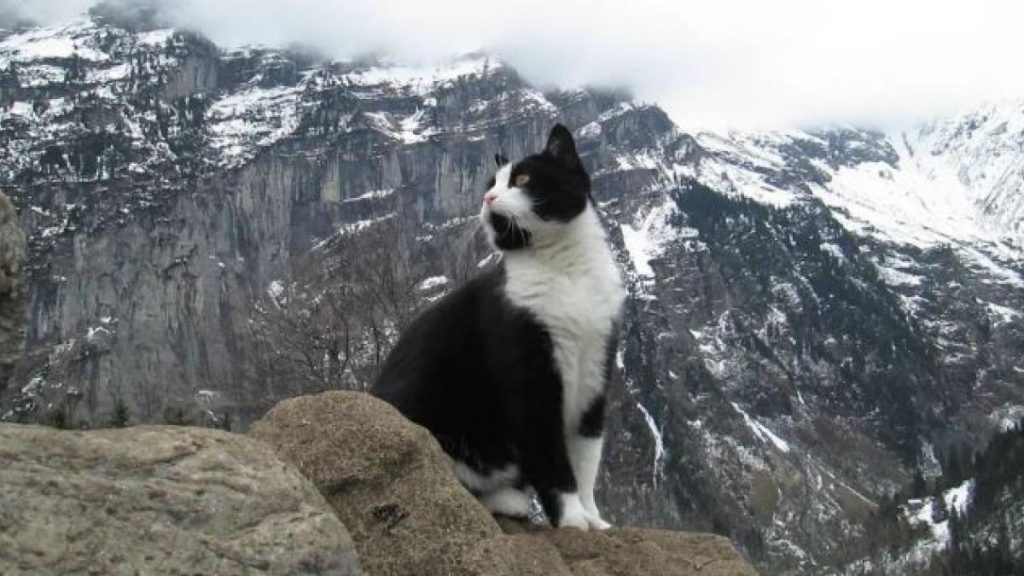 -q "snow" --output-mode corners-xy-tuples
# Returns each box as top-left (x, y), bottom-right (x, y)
(876, 263), (924, 287)
(343, 56), (500, 96)
(902, 479), (975, 563)
(731, 402), (791, 453)
(701, 114), (1024, 289)
(986, 302), (1021, 325)
(620, 197), (679, 280)
(0, 19), (109, 65)
(989, 405), (1024, 432)
(267, 280), (285, 299)
(692, 130), (802, 208)
(477, 252), (501, 269)
(579, 121), (602, 138)
(636, 403), (666, 484)
(363, 109), (437, 144)
(338, 213), (397, 236)
(87, 62), (131, 83)
(919, 441), (943, 480)
(343, 188), (394, 202)
(519, 88), (557, 114)
(595, 102), (642, 124)
(196, 389), (220, 404)
(86, 326), (111, 342)
(819, 242), (846, 263)
(8, 101), (34, 117)
(907, 99), (1024, 248)
(811, 160), (988, 251)
(417, 275), (449, 291)
(207, 83), (304, 165)
(136, 29), (175, 46)
(614, 150), (662, 172)
(944, 479), (973, 516)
